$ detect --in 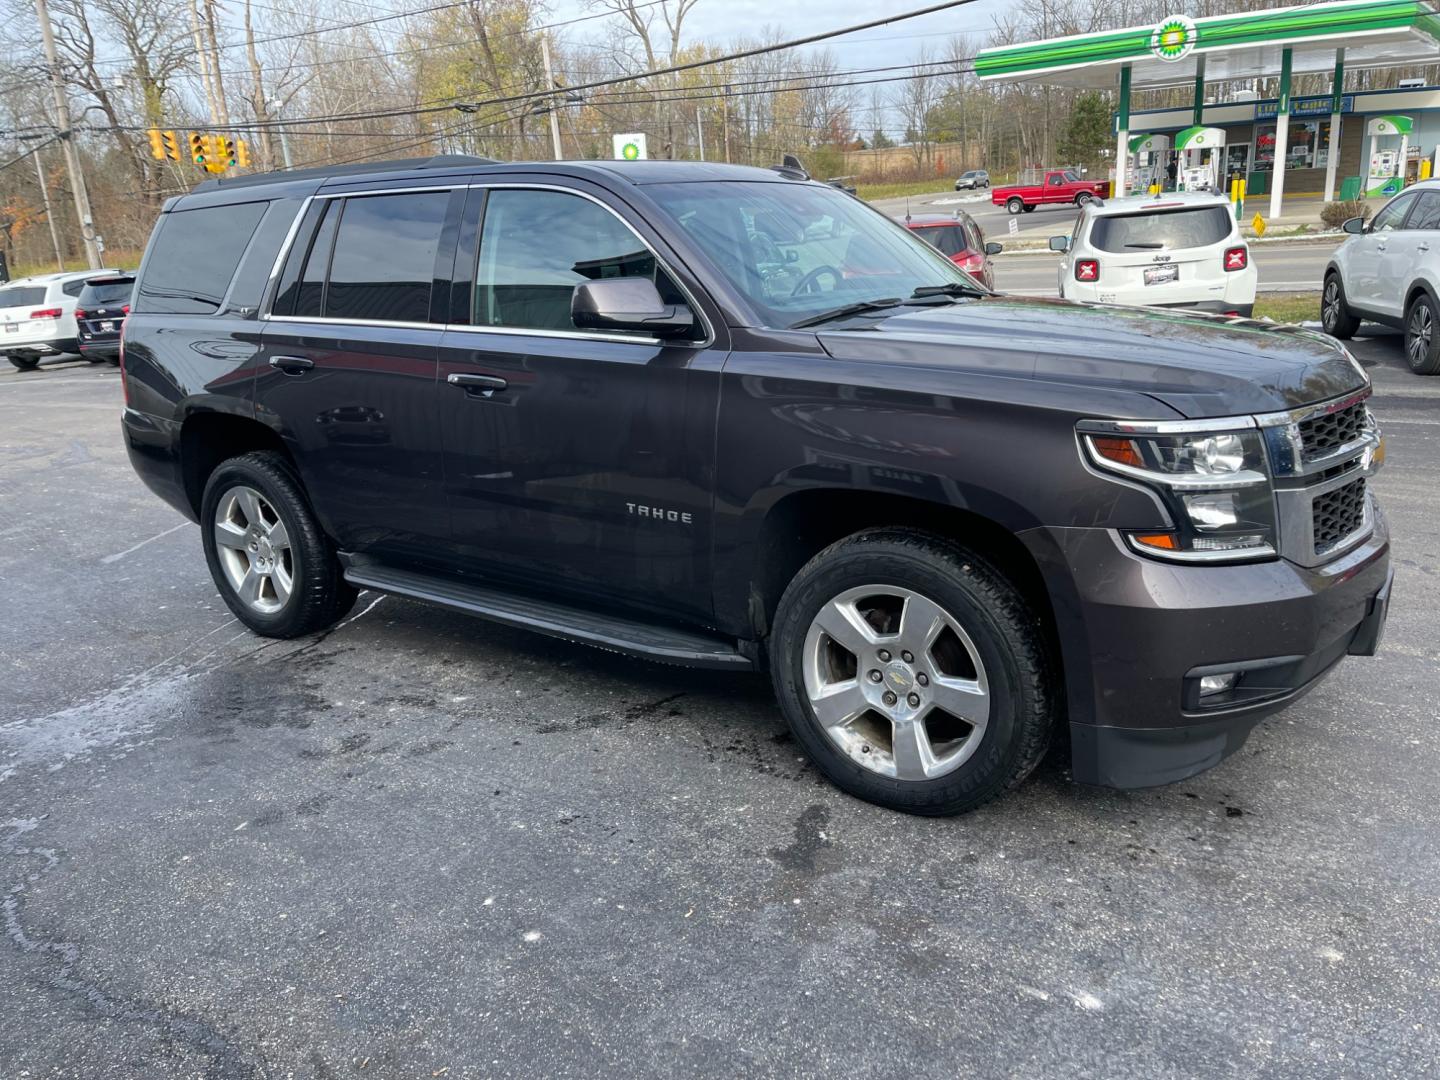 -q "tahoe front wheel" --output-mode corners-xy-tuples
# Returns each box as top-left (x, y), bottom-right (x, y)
(201, 451), (356, 637)
(769, 528), (1057, 816)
